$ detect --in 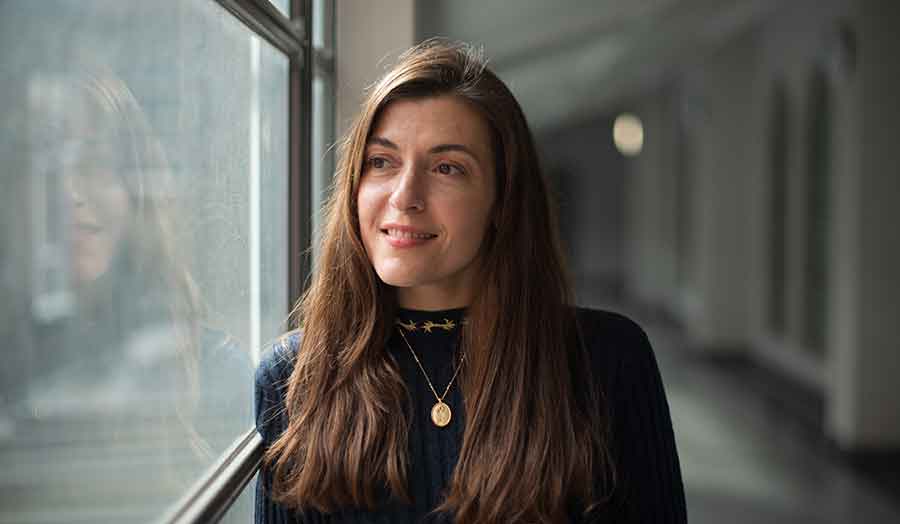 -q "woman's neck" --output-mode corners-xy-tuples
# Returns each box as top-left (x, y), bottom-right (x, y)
(395, 285), (472, 311)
